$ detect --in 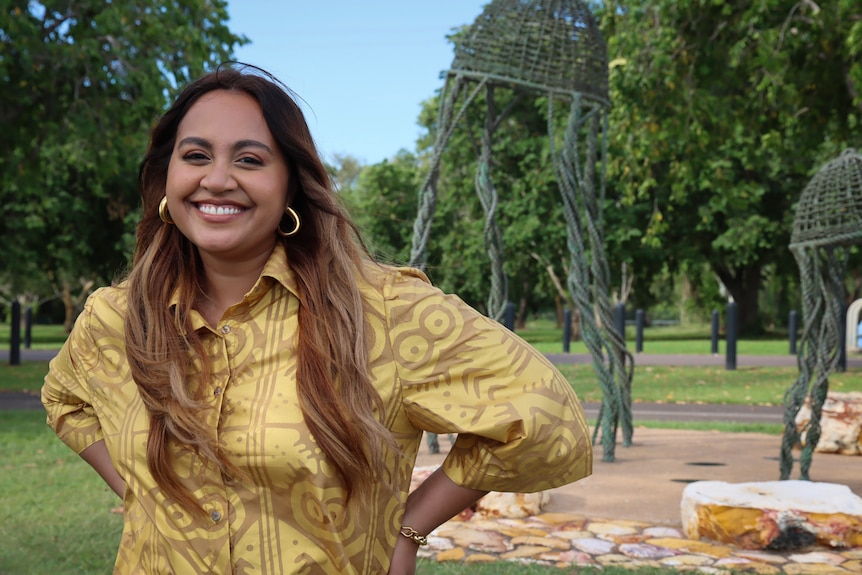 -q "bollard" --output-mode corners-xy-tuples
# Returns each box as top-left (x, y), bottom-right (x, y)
(788, 309), (798, 355)
(613, 302), (626, 345)
(635, 309), (645, 353)
(24, 307), (32, 349)
(503, 301), (516, 331)
(10, 301), (21, 366)
(837, 302), (848, 373)
(726, 302), (738, 371)
(562, 309), (572, 353)
(711, 310), (719, 355)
